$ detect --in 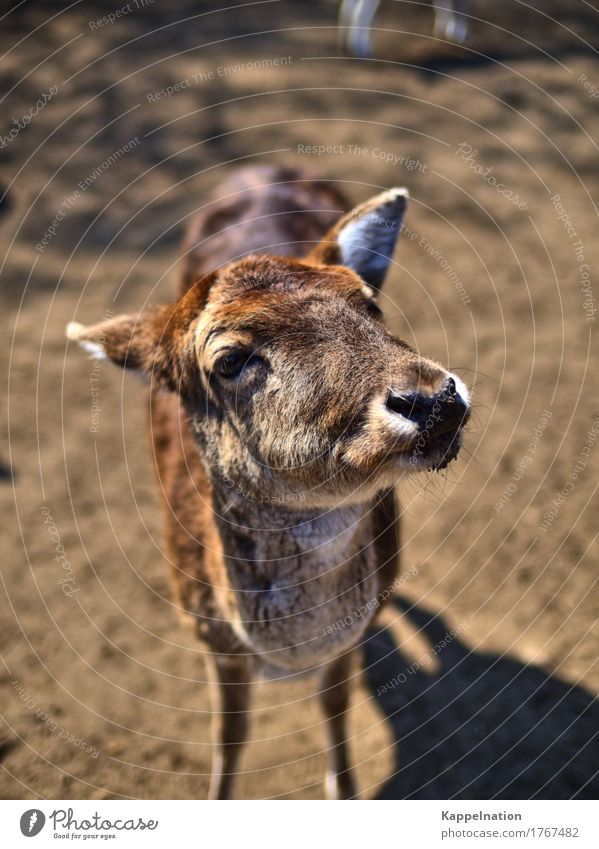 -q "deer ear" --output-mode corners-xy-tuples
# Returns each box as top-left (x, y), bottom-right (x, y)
(67, 315), (151, 369)
(310, 188), (408, 289)
(67, 303), (200, 397)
